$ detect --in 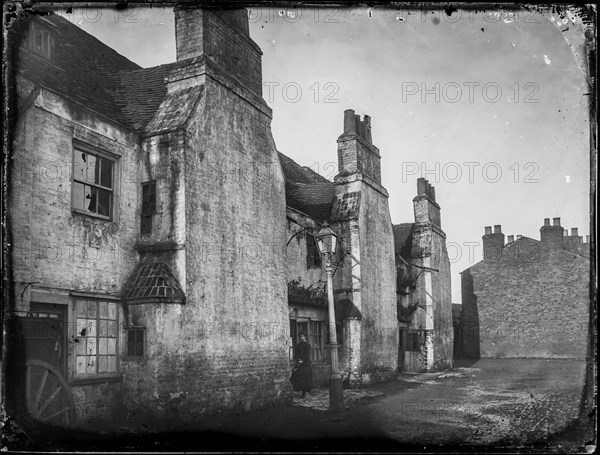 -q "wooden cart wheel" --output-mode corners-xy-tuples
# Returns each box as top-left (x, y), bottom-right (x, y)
(20, 360), (76, 427)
